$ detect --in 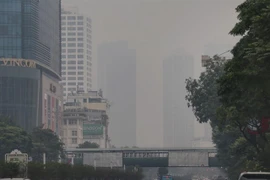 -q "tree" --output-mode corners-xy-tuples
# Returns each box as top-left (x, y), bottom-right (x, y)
(31, 127), (64, 162)
(217, 0), (270, 146)
(0, 116), (32, 160)
(157, 167), (168, 180)
(186, 55), (227, 127)
(185, 55), (255, 179)
(77, 141), (100, 148)
(215, 0), (270, 175)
